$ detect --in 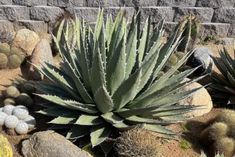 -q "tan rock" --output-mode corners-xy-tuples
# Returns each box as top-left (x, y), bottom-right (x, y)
(28, 38), (53, 80)
(12, 29), (40, 56)
(21, 131), (92, 157)
(179, 82), (213, 118)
